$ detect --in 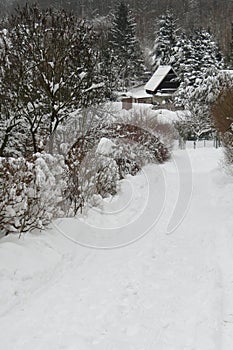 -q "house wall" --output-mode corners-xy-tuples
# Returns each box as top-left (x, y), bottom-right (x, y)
(122, 97), (133, 110)
(152, 95), (172, 104)
(122, 96), (153, 109)
(137, 97), (153, 104)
